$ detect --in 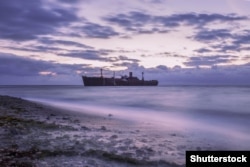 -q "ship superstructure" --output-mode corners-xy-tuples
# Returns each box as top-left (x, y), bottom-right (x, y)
(82, 69), (158, 86)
